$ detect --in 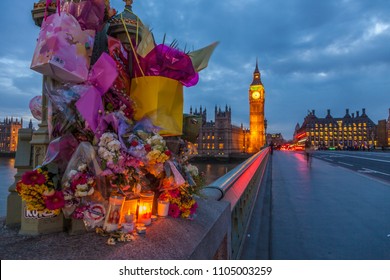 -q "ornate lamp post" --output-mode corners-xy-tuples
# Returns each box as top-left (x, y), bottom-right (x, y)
(31, 0), (57, 27)
(107, 0), (144, 78)
(6, 0), (57, 227)
(8, 1), (63, 234)
(108, 0), (144, 49)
